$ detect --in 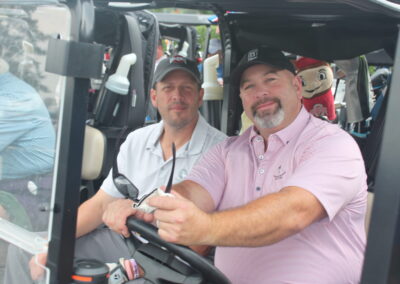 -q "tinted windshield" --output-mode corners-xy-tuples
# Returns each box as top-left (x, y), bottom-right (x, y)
(0, 3), (70, 283)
